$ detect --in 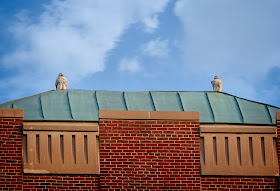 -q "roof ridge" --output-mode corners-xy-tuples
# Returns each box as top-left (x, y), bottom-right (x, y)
(219, 91), (280, 109)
